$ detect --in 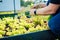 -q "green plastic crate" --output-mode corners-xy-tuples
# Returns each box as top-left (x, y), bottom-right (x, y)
(0, 30), (56, 40)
